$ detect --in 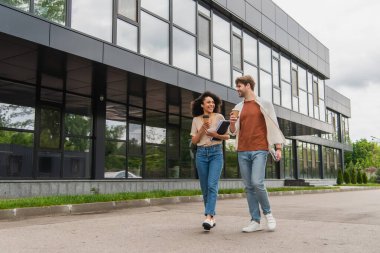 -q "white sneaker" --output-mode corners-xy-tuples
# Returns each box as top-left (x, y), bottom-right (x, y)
(202, 219), (214, 231)
(242, 220), (263, 233)
(265, 213), (276, 231)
